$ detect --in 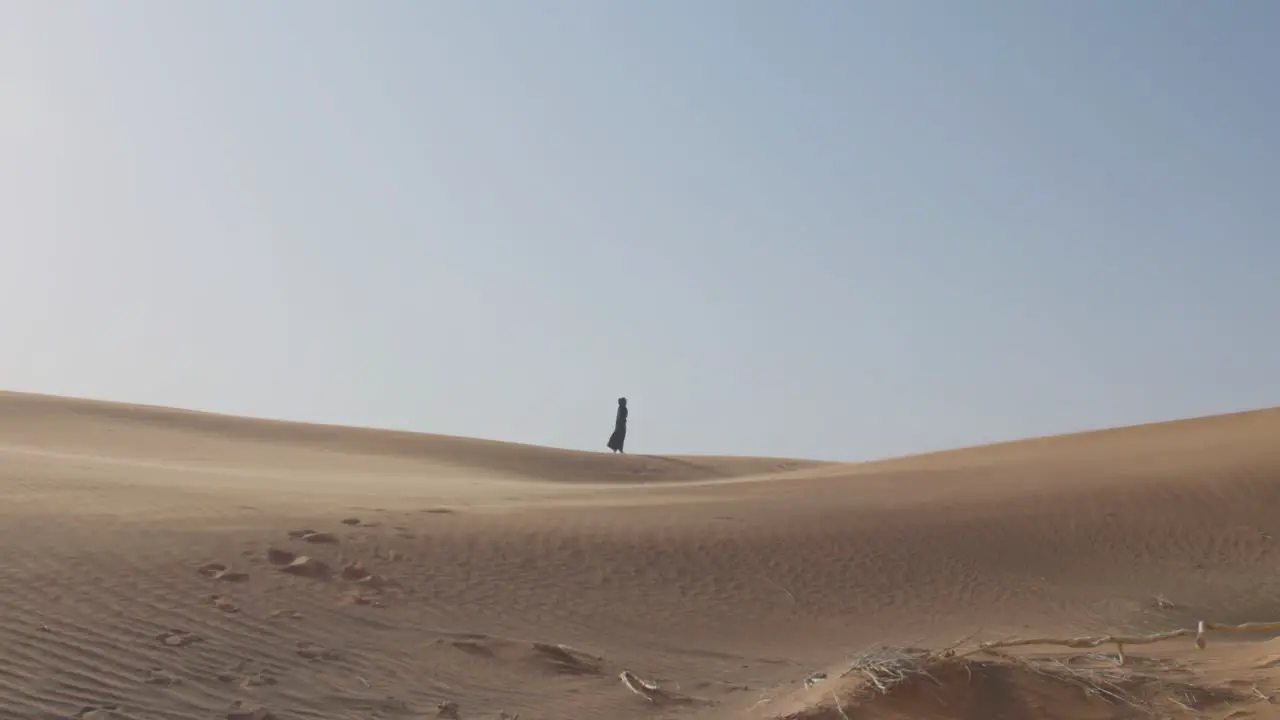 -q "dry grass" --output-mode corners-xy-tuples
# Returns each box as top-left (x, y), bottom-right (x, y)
(830, 644), (1148, 708)
(771, 646), (1168, 720)
(772, 620), (1280, 719)
(976, 648), (1149, 710)
(977, 619), (1280, 665)
(839, 646), (942, 697)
